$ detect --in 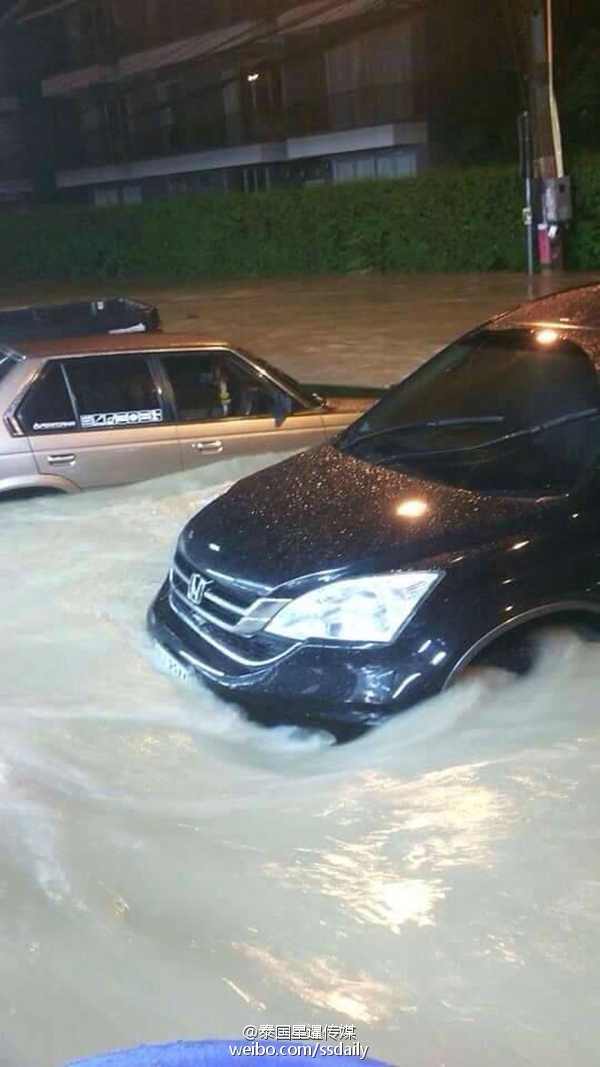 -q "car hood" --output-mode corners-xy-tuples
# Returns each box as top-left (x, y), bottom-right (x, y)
(182, 444), (559, 594)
